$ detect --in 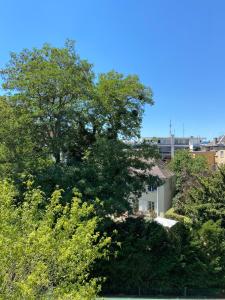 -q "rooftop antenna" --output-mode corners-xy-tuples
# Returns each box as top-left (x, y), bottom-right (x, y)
(169, 120), (172, 136)
(170, 122), (175, 158)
